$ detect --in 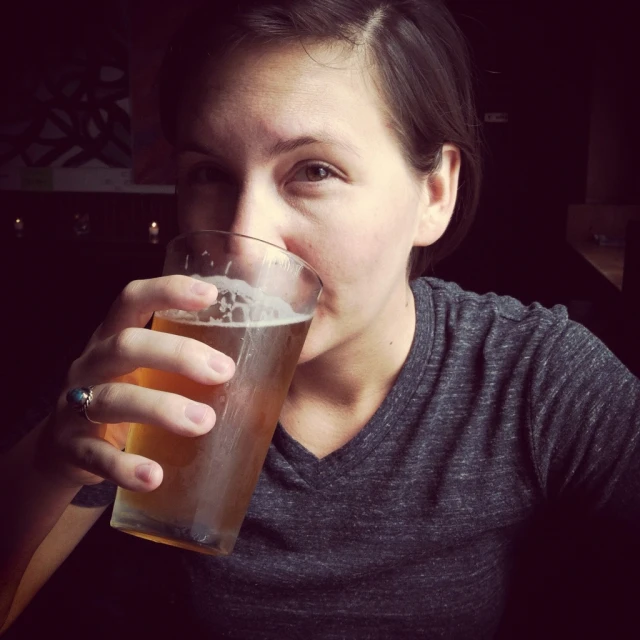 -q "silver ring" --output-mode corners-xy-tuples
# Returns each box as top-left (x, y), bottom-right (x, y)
(66, 386), (102, 424)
